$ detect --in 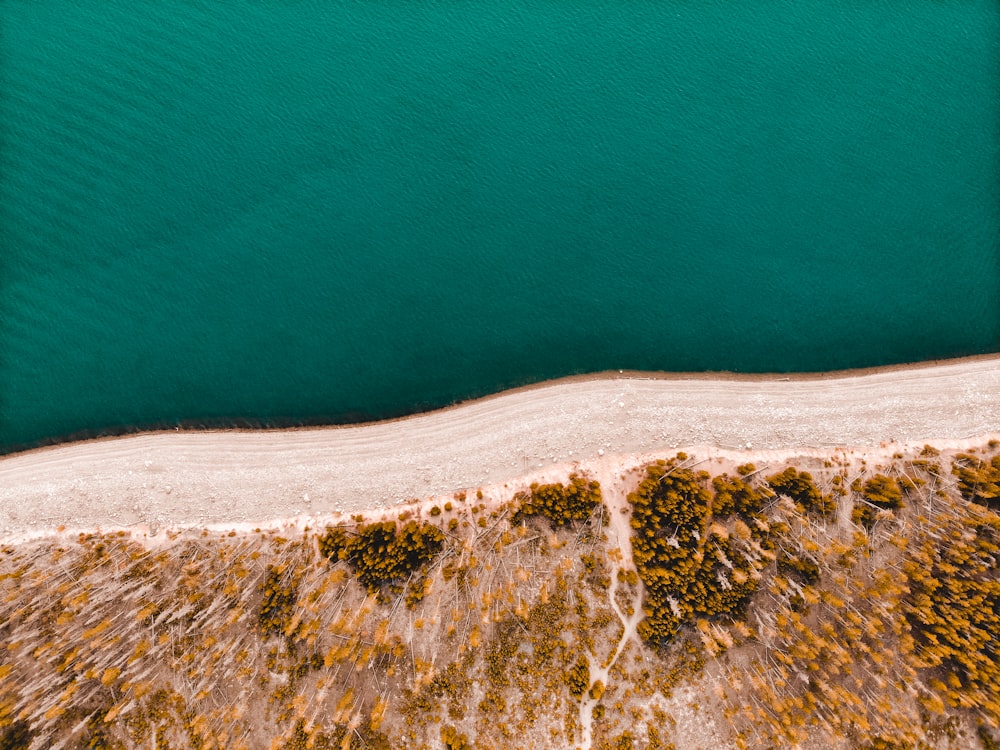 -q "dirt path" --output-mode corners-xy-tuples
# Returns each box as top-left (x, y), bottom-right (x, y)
(2, 357), (998, 541)
(576, 463), (646, 749)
